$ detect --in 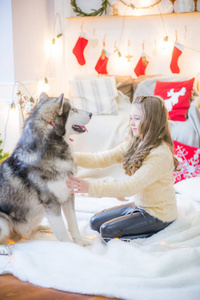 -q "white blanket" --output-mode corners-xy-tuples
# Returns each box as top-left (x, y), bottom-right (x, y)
(0, 194), (200, 300)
